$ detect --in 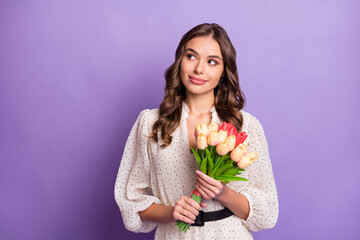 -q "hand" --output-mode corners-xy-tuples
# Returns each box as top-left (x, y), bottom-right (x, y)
(196, 170), (224, 200)
(172, 196), (200, 224)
